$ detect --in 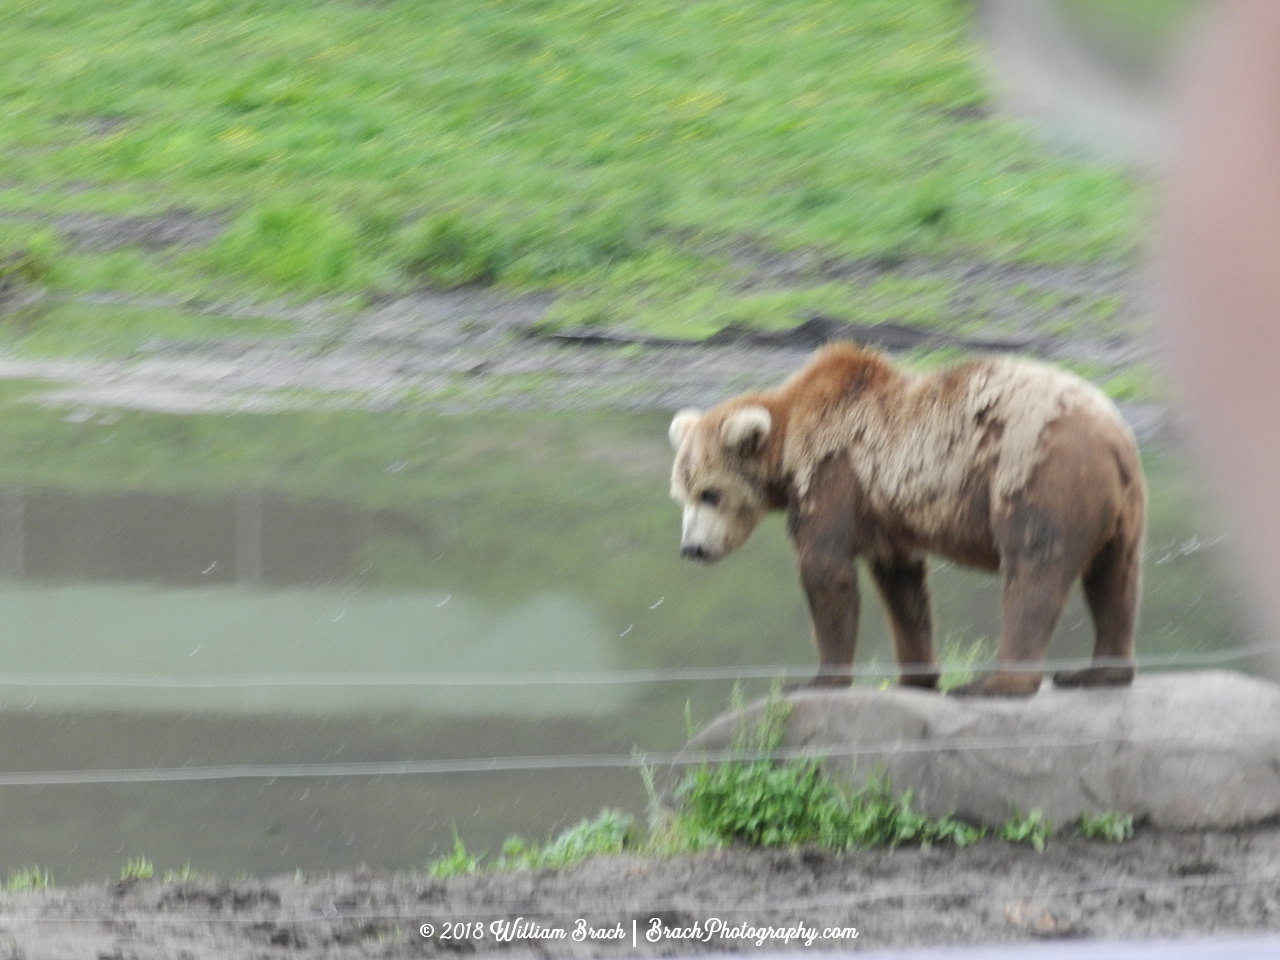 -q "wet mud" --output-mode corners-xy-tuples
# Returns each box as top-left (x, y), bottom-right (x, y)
(4, 826), (1279, 957)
